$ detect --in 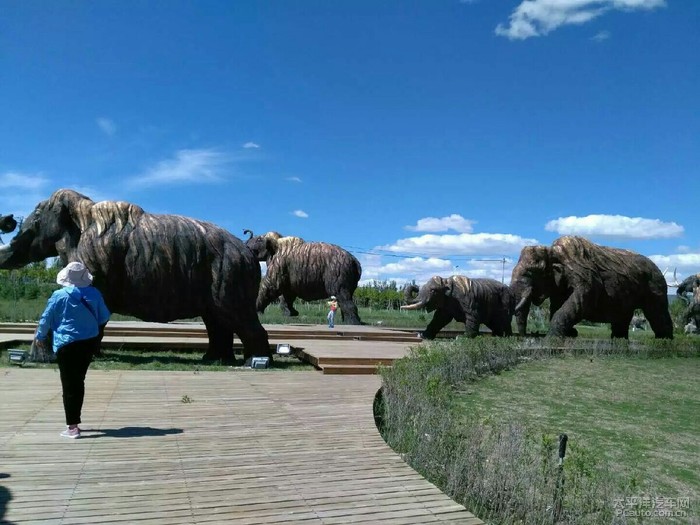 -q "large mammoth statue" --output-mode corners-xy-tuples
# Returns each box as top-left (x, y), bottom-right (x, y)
(401, 275), (514, 339)
(510, 236), (673, 339)
(244, 230), (362, 324)
(0, 189), (271, 362)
